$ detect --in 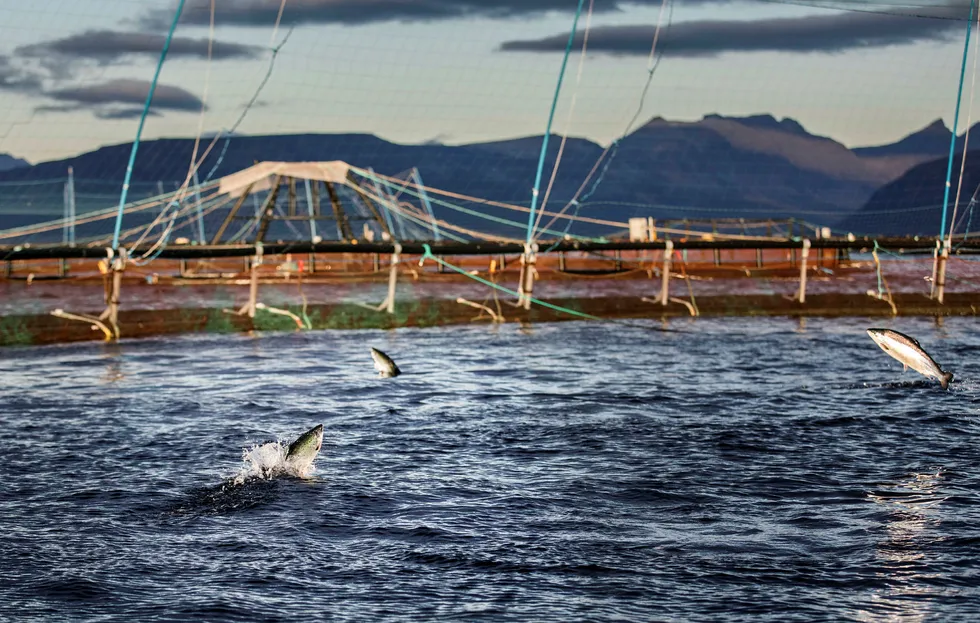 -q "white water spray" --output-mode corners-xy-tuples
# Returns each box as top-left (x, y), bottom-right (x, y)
(232, 438), (316, 484)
